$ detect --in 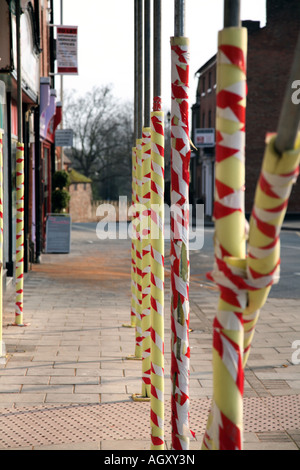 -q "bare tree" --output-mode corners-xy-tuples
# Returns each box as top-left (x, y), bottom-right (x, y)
(64, 85), (134, 199)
